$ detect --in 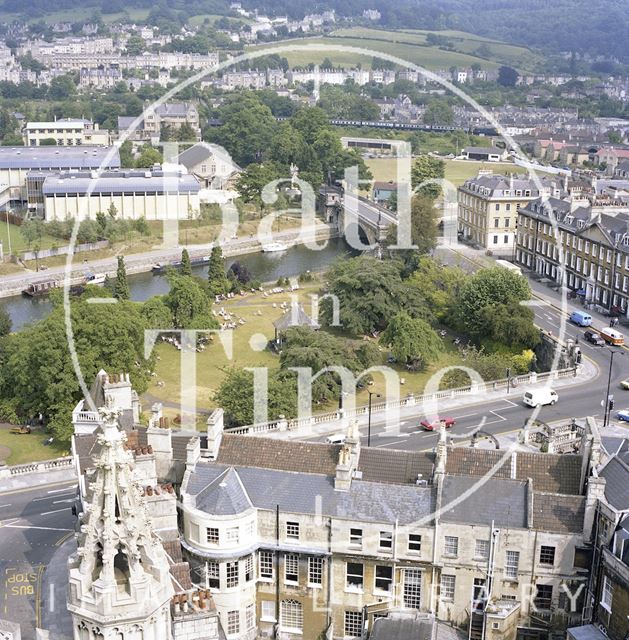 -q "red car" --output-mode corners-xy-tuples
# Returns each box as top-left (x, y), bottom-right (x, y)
(420, 416), (456, 431)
